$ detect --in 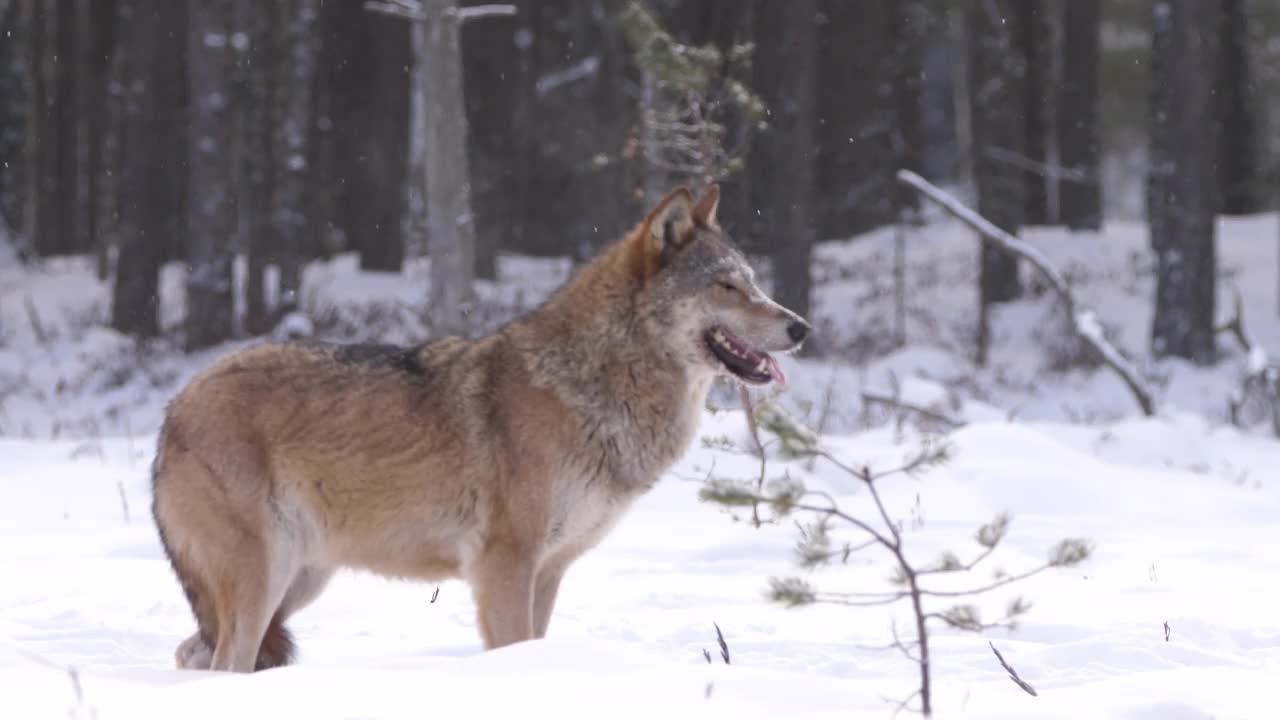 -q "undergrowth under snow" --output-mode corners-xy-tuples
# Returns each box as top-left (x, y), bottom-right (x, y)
(1, 210), (1278, 718)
